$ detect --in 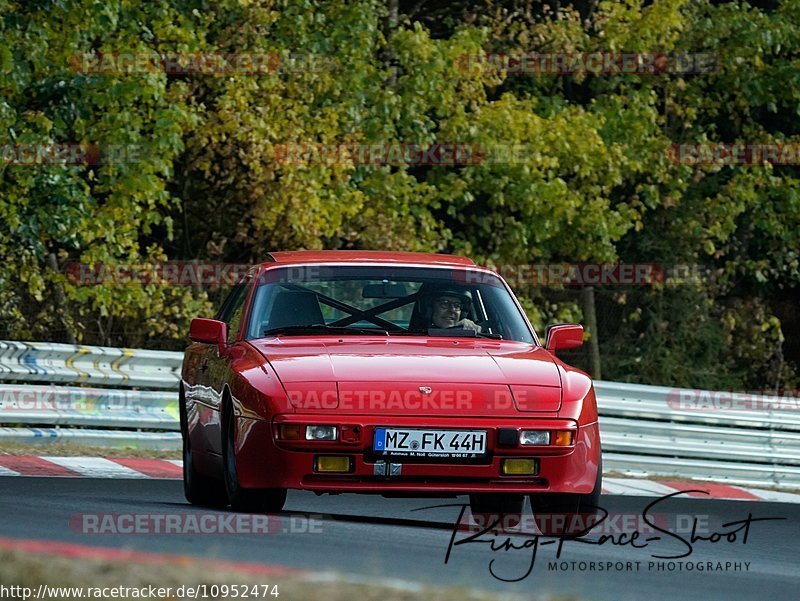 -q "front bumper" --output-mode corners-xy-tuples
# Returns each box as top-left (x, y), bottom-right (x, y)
(234, 414), (600, 495)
